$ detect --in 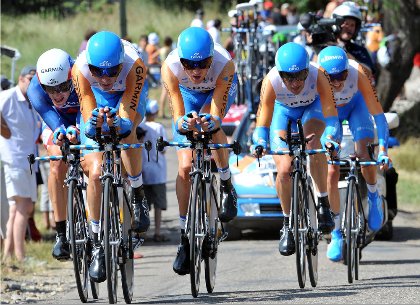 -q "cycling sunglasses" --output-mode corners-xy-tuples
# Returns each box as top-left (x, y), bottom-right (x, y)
(88, 64), (123, 78)
(279, 69), (309, 82)
(180, 57), (212, 70)
(42, 79), (73, 94)
(329, 70), (348, 82)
